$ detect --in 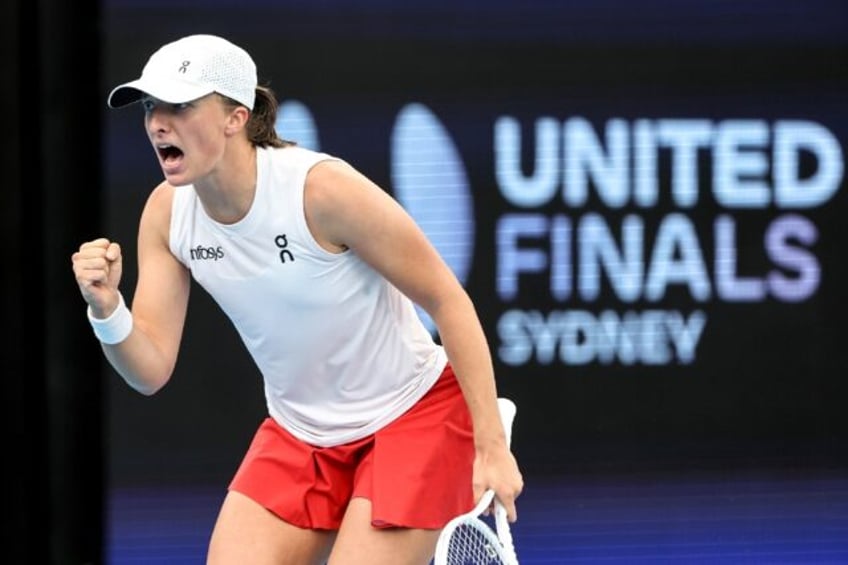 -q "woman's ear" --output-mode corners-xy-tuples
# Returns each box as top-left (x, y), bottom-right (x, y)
(225, 106), (250, 136)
